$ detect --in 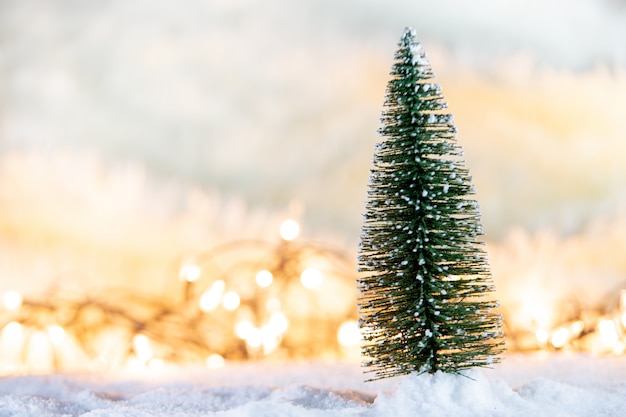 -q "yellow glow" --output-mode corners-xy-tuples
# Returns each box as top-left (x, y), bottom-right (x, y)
(255, 270), (273, 288)
(179, 263), (201, 282)
(261, 329), (280, 354)
(206, 354), (225, 369)
(535, 329), (549, 345)
(235, 320), (254, 340)
(28, 331), (53, 371)
(300, 268), (323, 289)
(279, 219), (300, 241)
(2, 321), (24, 345)
(46, 325), (66, 345)
(3, 291), (23, 311)
(266, 297), (281, 313)
(245, 327), (263, 349)
(621, 290), (626, 327)
(91, 356), (109, 372)
(337, 320), (361, 347)
(597, 320), (619, 348)
(268, 312), (289, 335)
(550, 327), (570, 348)
(148, 358), (164, 371)
(132, 334), (153, 362)
(549, 321), (584, 349)
(199, 280), (225, 312)
(222, 291), (240, 311)
(571, 321), (584, 335)
(518, 298), (555, 331)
